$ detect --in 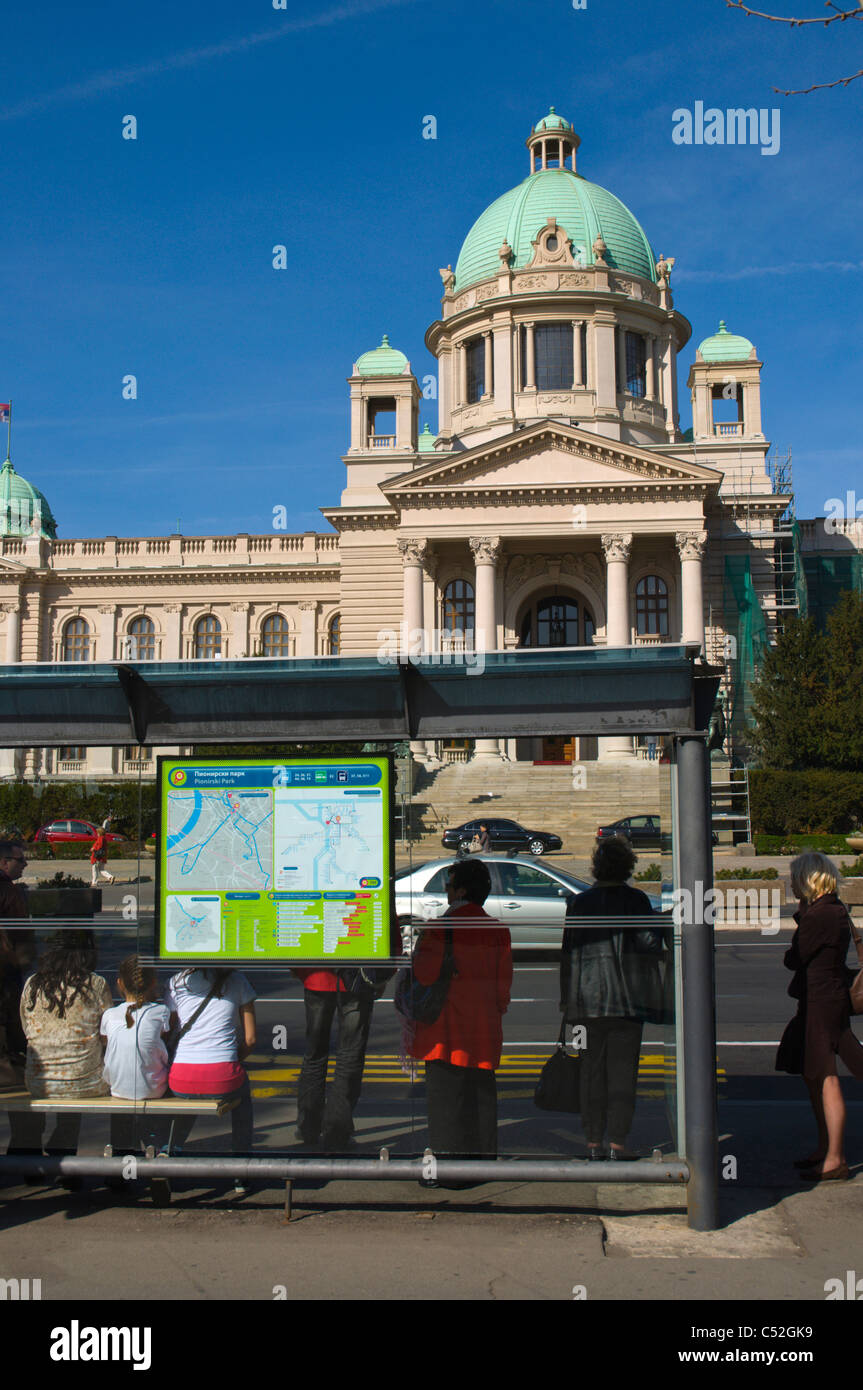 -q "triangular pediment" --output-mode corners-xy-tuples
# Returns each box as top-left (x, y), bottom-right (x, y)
(382, 423), (720, 498)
